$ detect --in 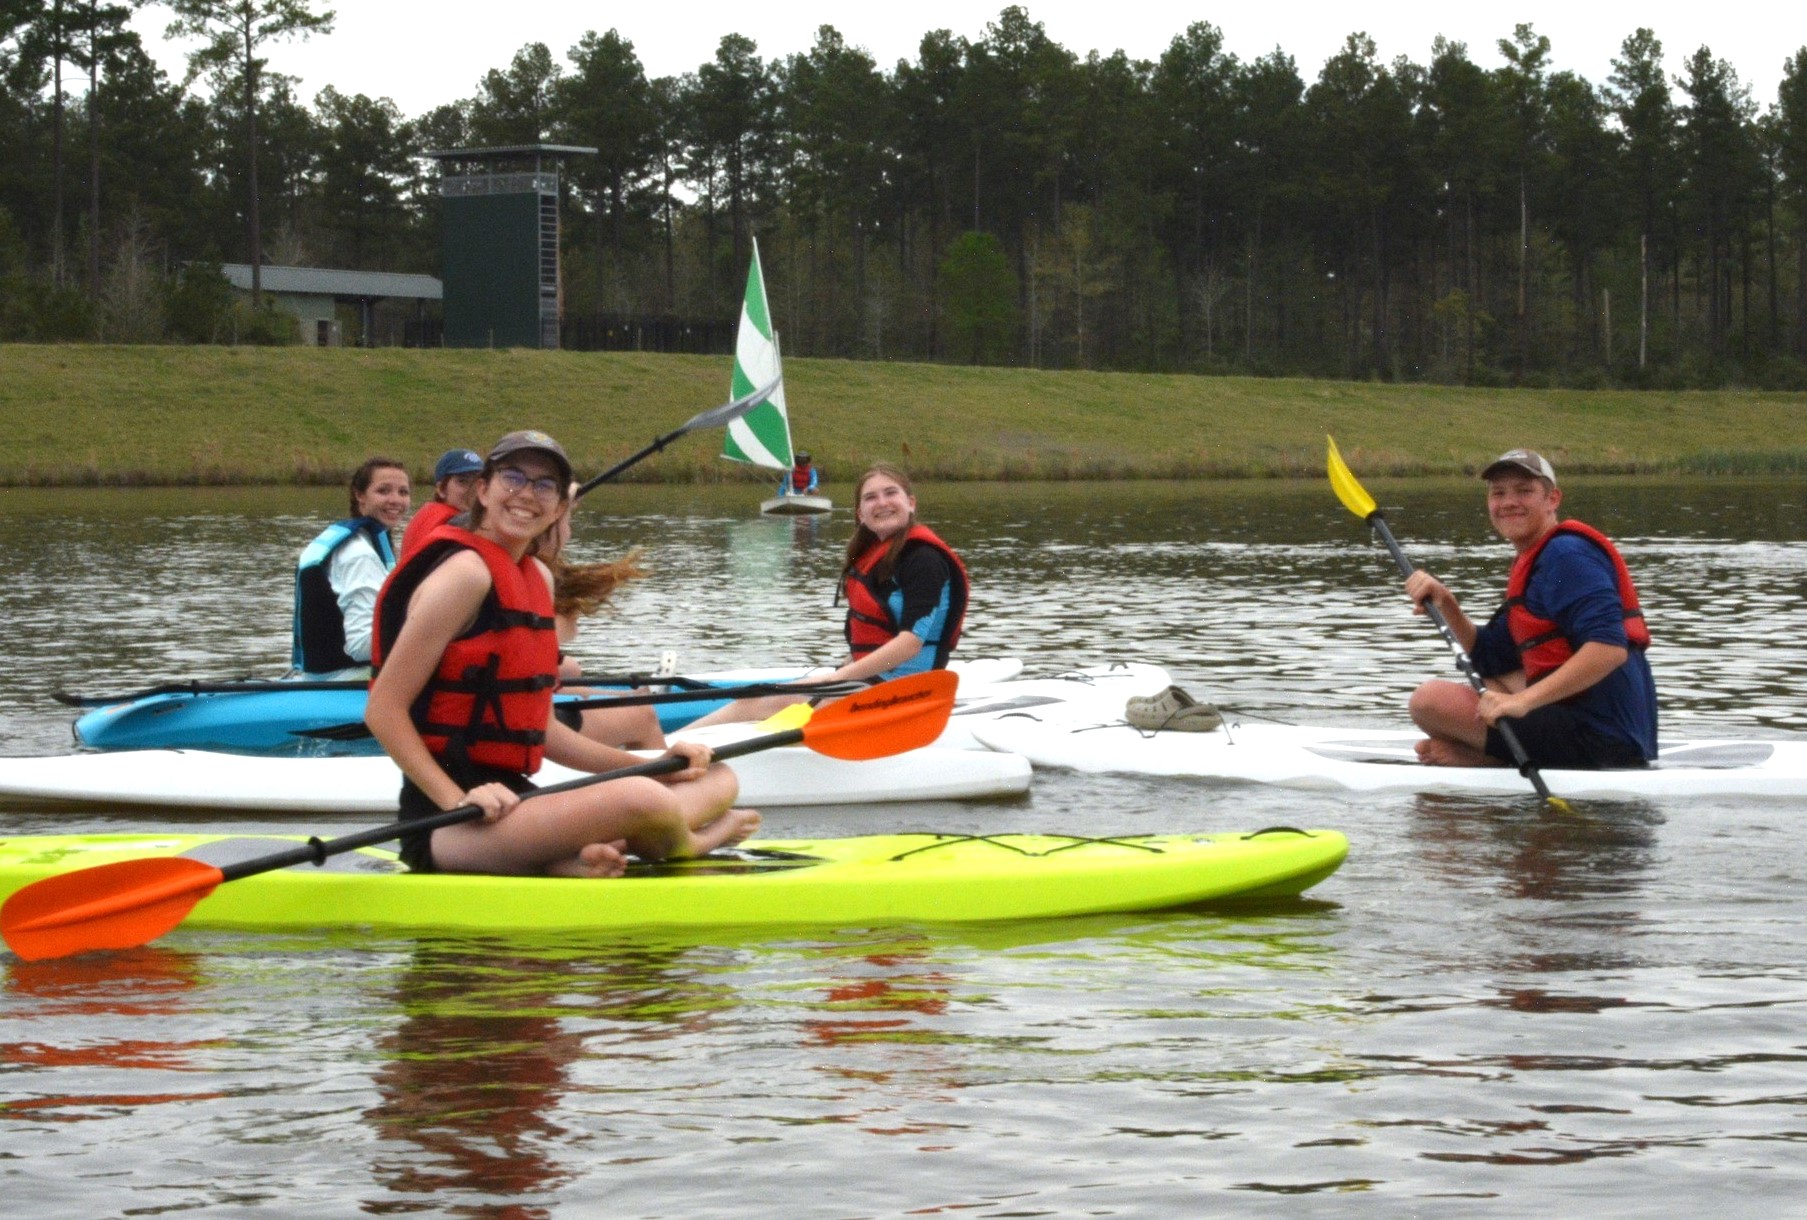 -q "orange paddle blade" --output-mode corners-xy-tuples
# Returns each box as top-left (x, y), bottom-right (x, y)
(2, 856), (223, 962)
(800, 670), (958, 759)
